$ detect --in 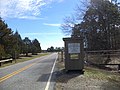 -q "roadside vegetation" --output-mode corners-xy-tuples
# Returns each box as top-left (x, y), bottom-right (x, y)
(0, 18), (41, 60)
(62, 0), (120, 51)
(85, 66), (120, 81)
(47, 46), (64, 52)
(55, 52), (120, 90)
(58, 1), (120, 89)
(0, 53), (49, 68)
